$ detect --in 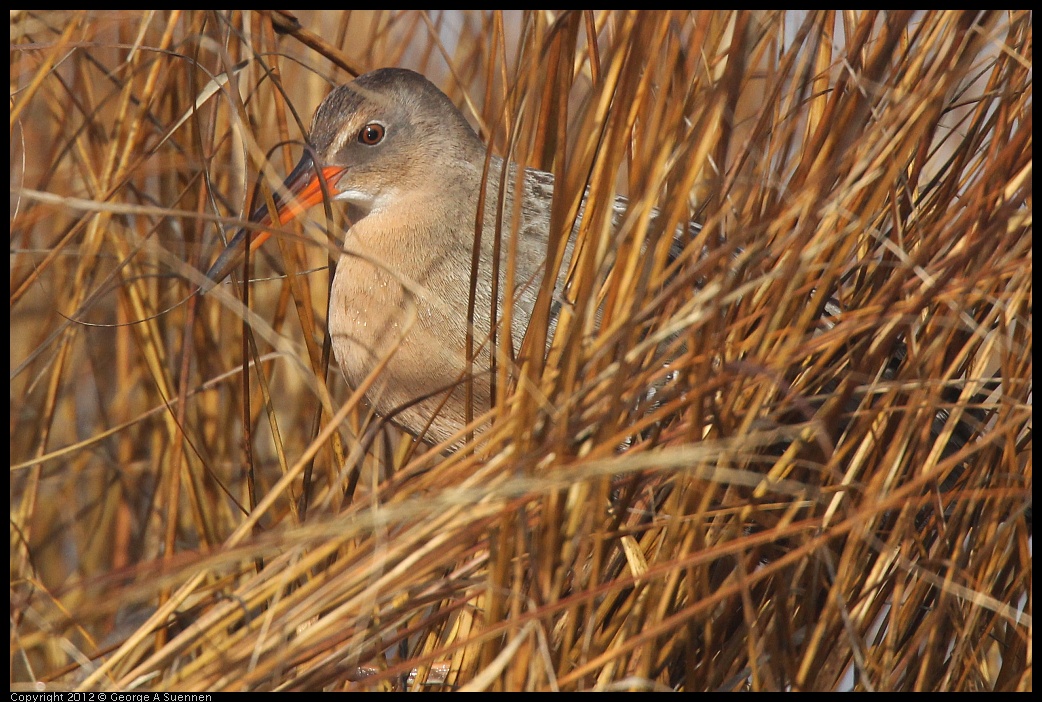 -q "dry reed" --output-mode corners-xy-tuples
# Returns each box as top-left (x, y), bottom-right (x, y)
(10, 10), (1031, 691)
